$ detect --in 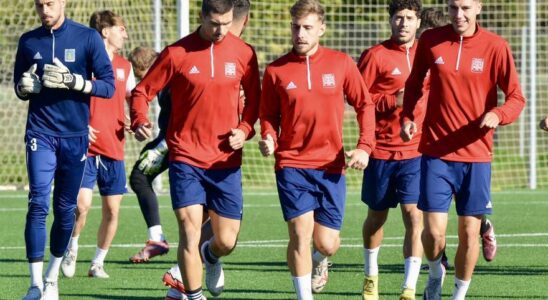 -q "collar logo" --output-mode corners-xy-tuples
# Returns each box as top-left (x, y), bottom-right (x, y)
(286, 81), (297, 90)
(391, 67), (402, 75)
(434, 56), (445, 65)
(189, 66), (200, 74)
